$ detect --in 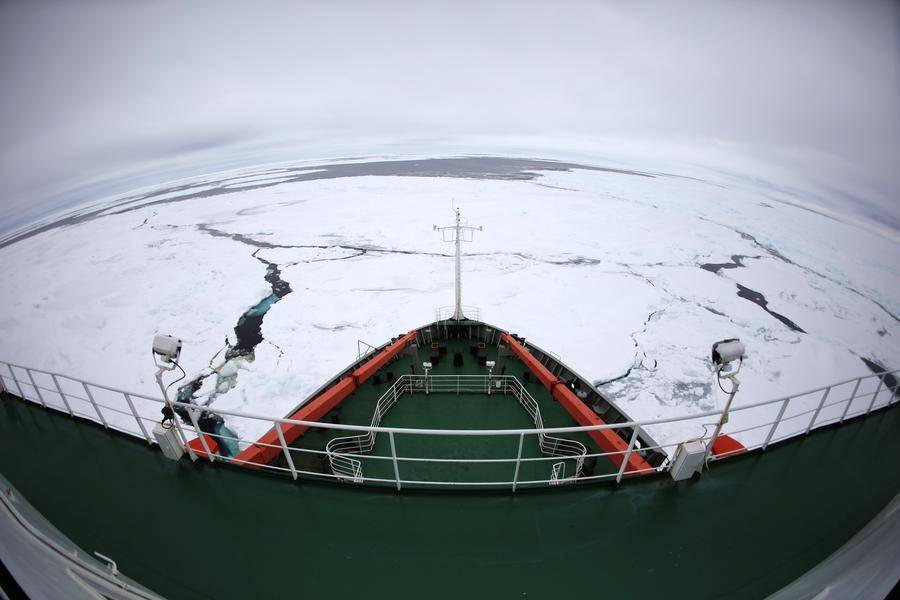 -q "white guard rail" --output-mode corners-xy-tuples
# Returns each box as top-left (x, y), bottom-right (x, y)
(434, 305), (480, 321)
(0, 359), (896, 491)
(325, 375), (587, 486)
